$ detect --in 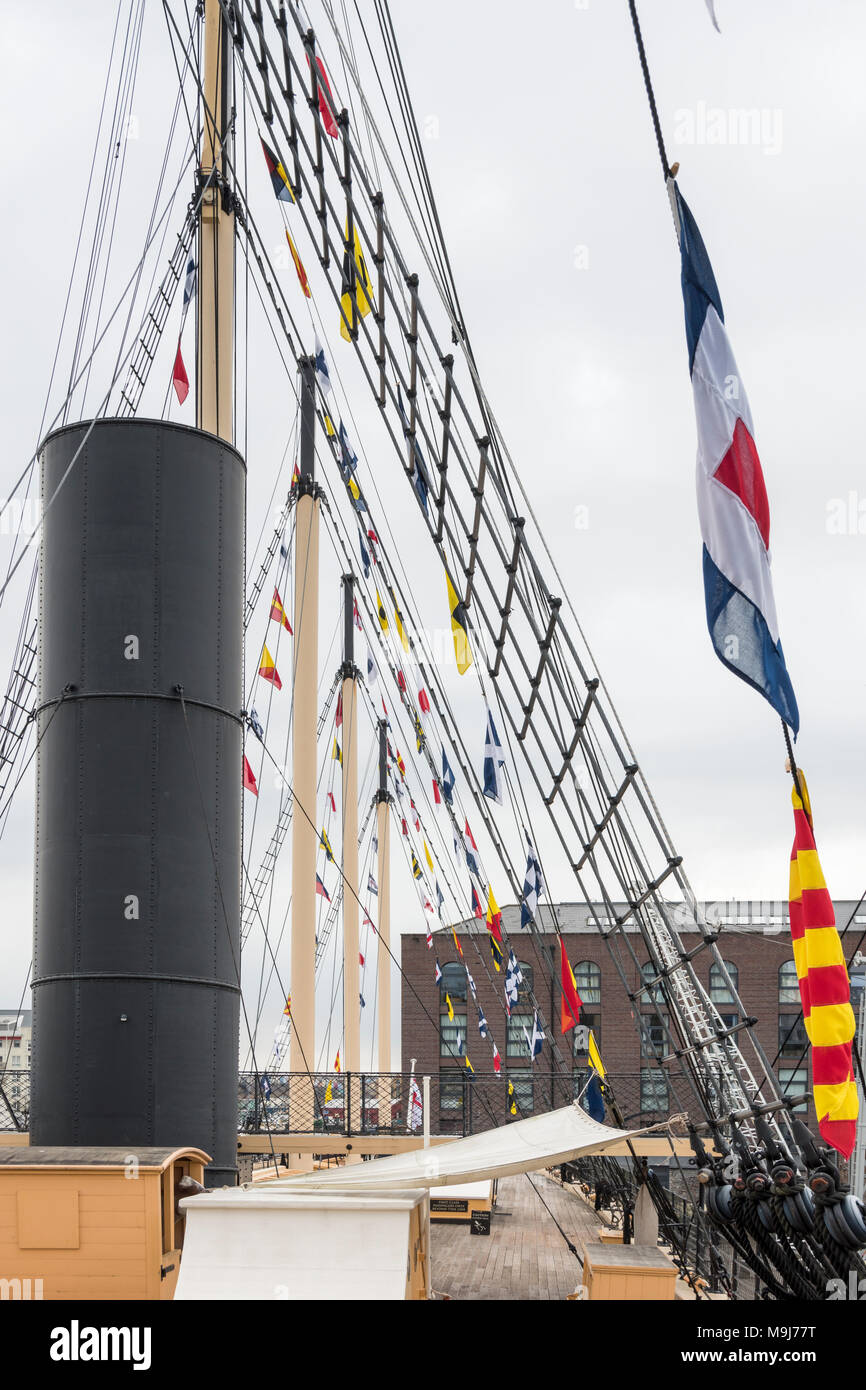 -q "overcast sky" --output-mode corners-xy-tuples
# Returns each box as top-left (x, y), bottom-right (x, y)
(1, 1), (864, 1066)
